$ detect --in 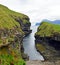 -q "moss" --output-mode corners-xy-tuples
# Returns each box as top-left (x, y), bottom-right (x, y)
(35, 22), (60, 37)
(0, 40), (3, 44)
(8, 38), (14, 42)
(36, 43), (46, 52)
